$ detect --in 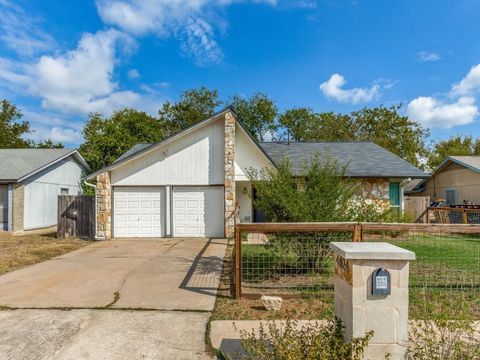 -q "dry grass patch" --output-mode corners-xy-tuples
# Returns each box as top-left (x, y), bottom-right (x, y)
(0, 232), (92, 275)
